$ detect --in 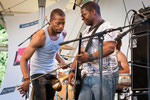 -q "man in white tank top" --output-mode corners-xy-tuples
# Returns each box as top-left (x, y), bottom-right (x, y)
(18, 8), (67, 100)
